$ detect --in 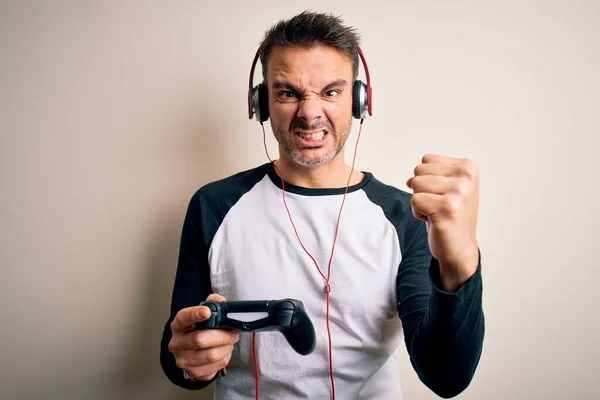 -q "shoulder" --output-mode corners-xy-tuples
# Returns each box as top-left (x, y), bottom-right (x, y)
(191, 163), (271, 205)
(183, 163), (271, 226)
(361, 173), (414, 218)
(361, 173), (426, 253)
(181, 163), (271, 244)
